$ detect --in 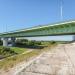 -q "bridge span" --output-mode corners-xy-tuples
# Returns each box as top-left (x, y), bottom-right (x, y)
(0, 20), (75, 46)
